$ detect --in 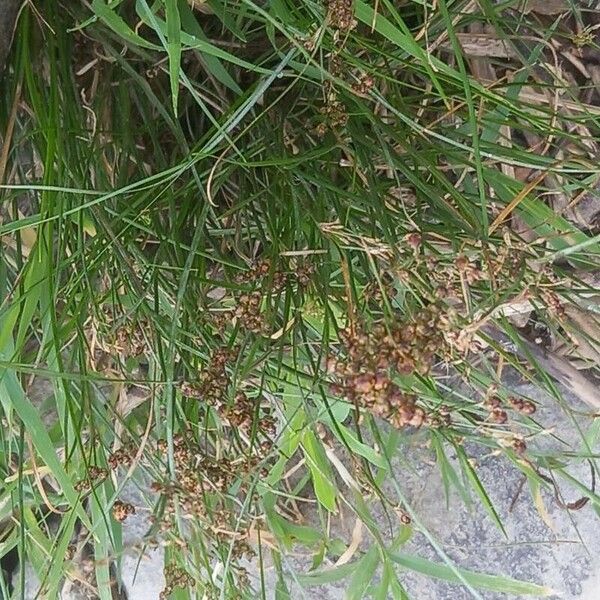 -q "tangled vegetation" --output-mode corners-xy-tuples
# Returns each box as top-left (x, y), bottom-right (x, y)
(1, 0), (599, 598)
